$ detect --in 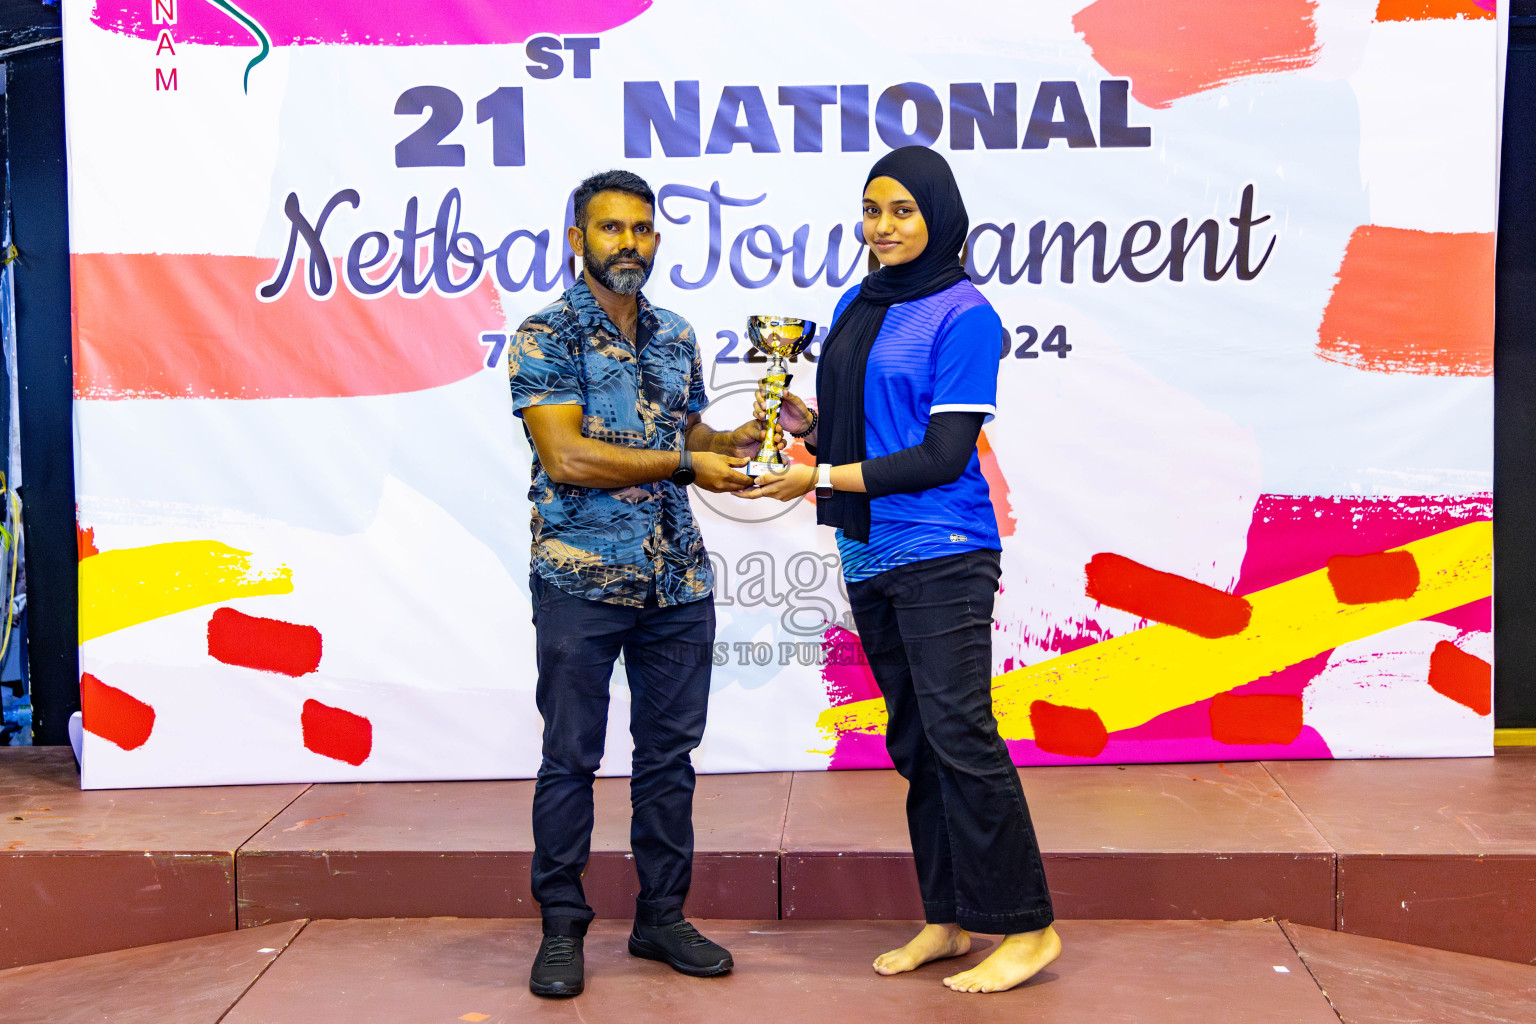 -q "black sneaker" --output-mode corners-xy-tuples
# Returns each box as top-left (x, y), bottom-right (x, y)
(628, 919), (734, 977)
(529, 934), (584, 997)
